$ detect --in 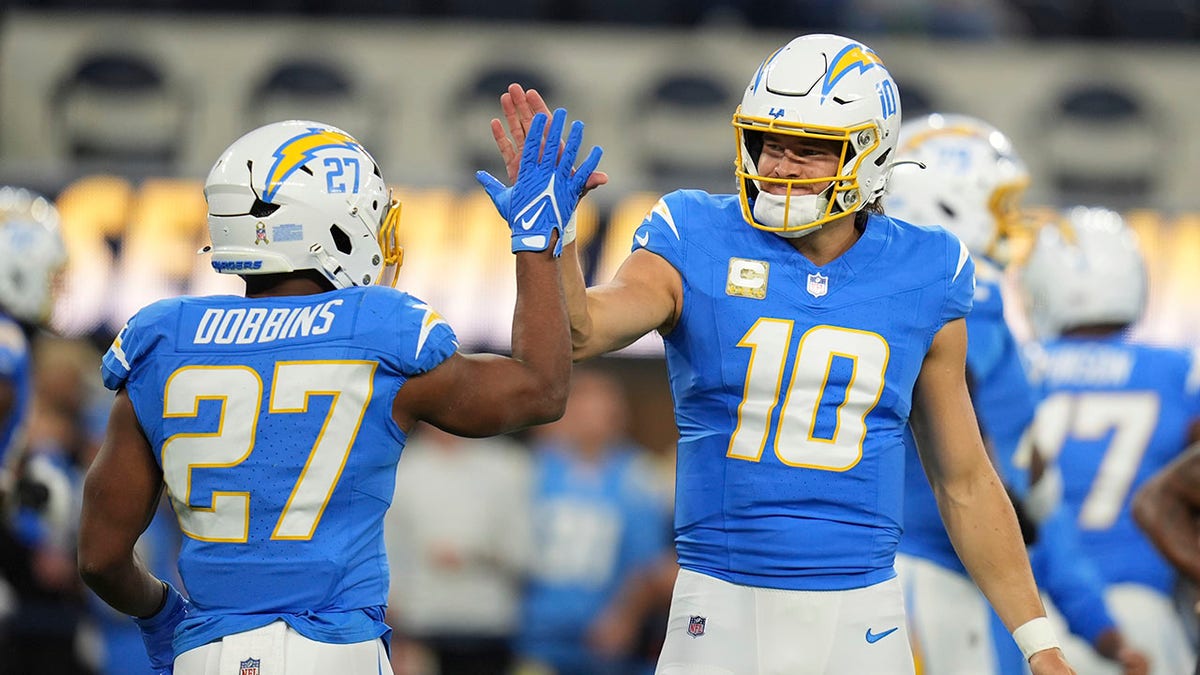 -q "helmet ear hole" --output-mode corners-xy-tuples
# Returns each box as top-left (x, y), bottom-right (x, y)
(330, 225), (353, 255)
(250, 199), (280, 218)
